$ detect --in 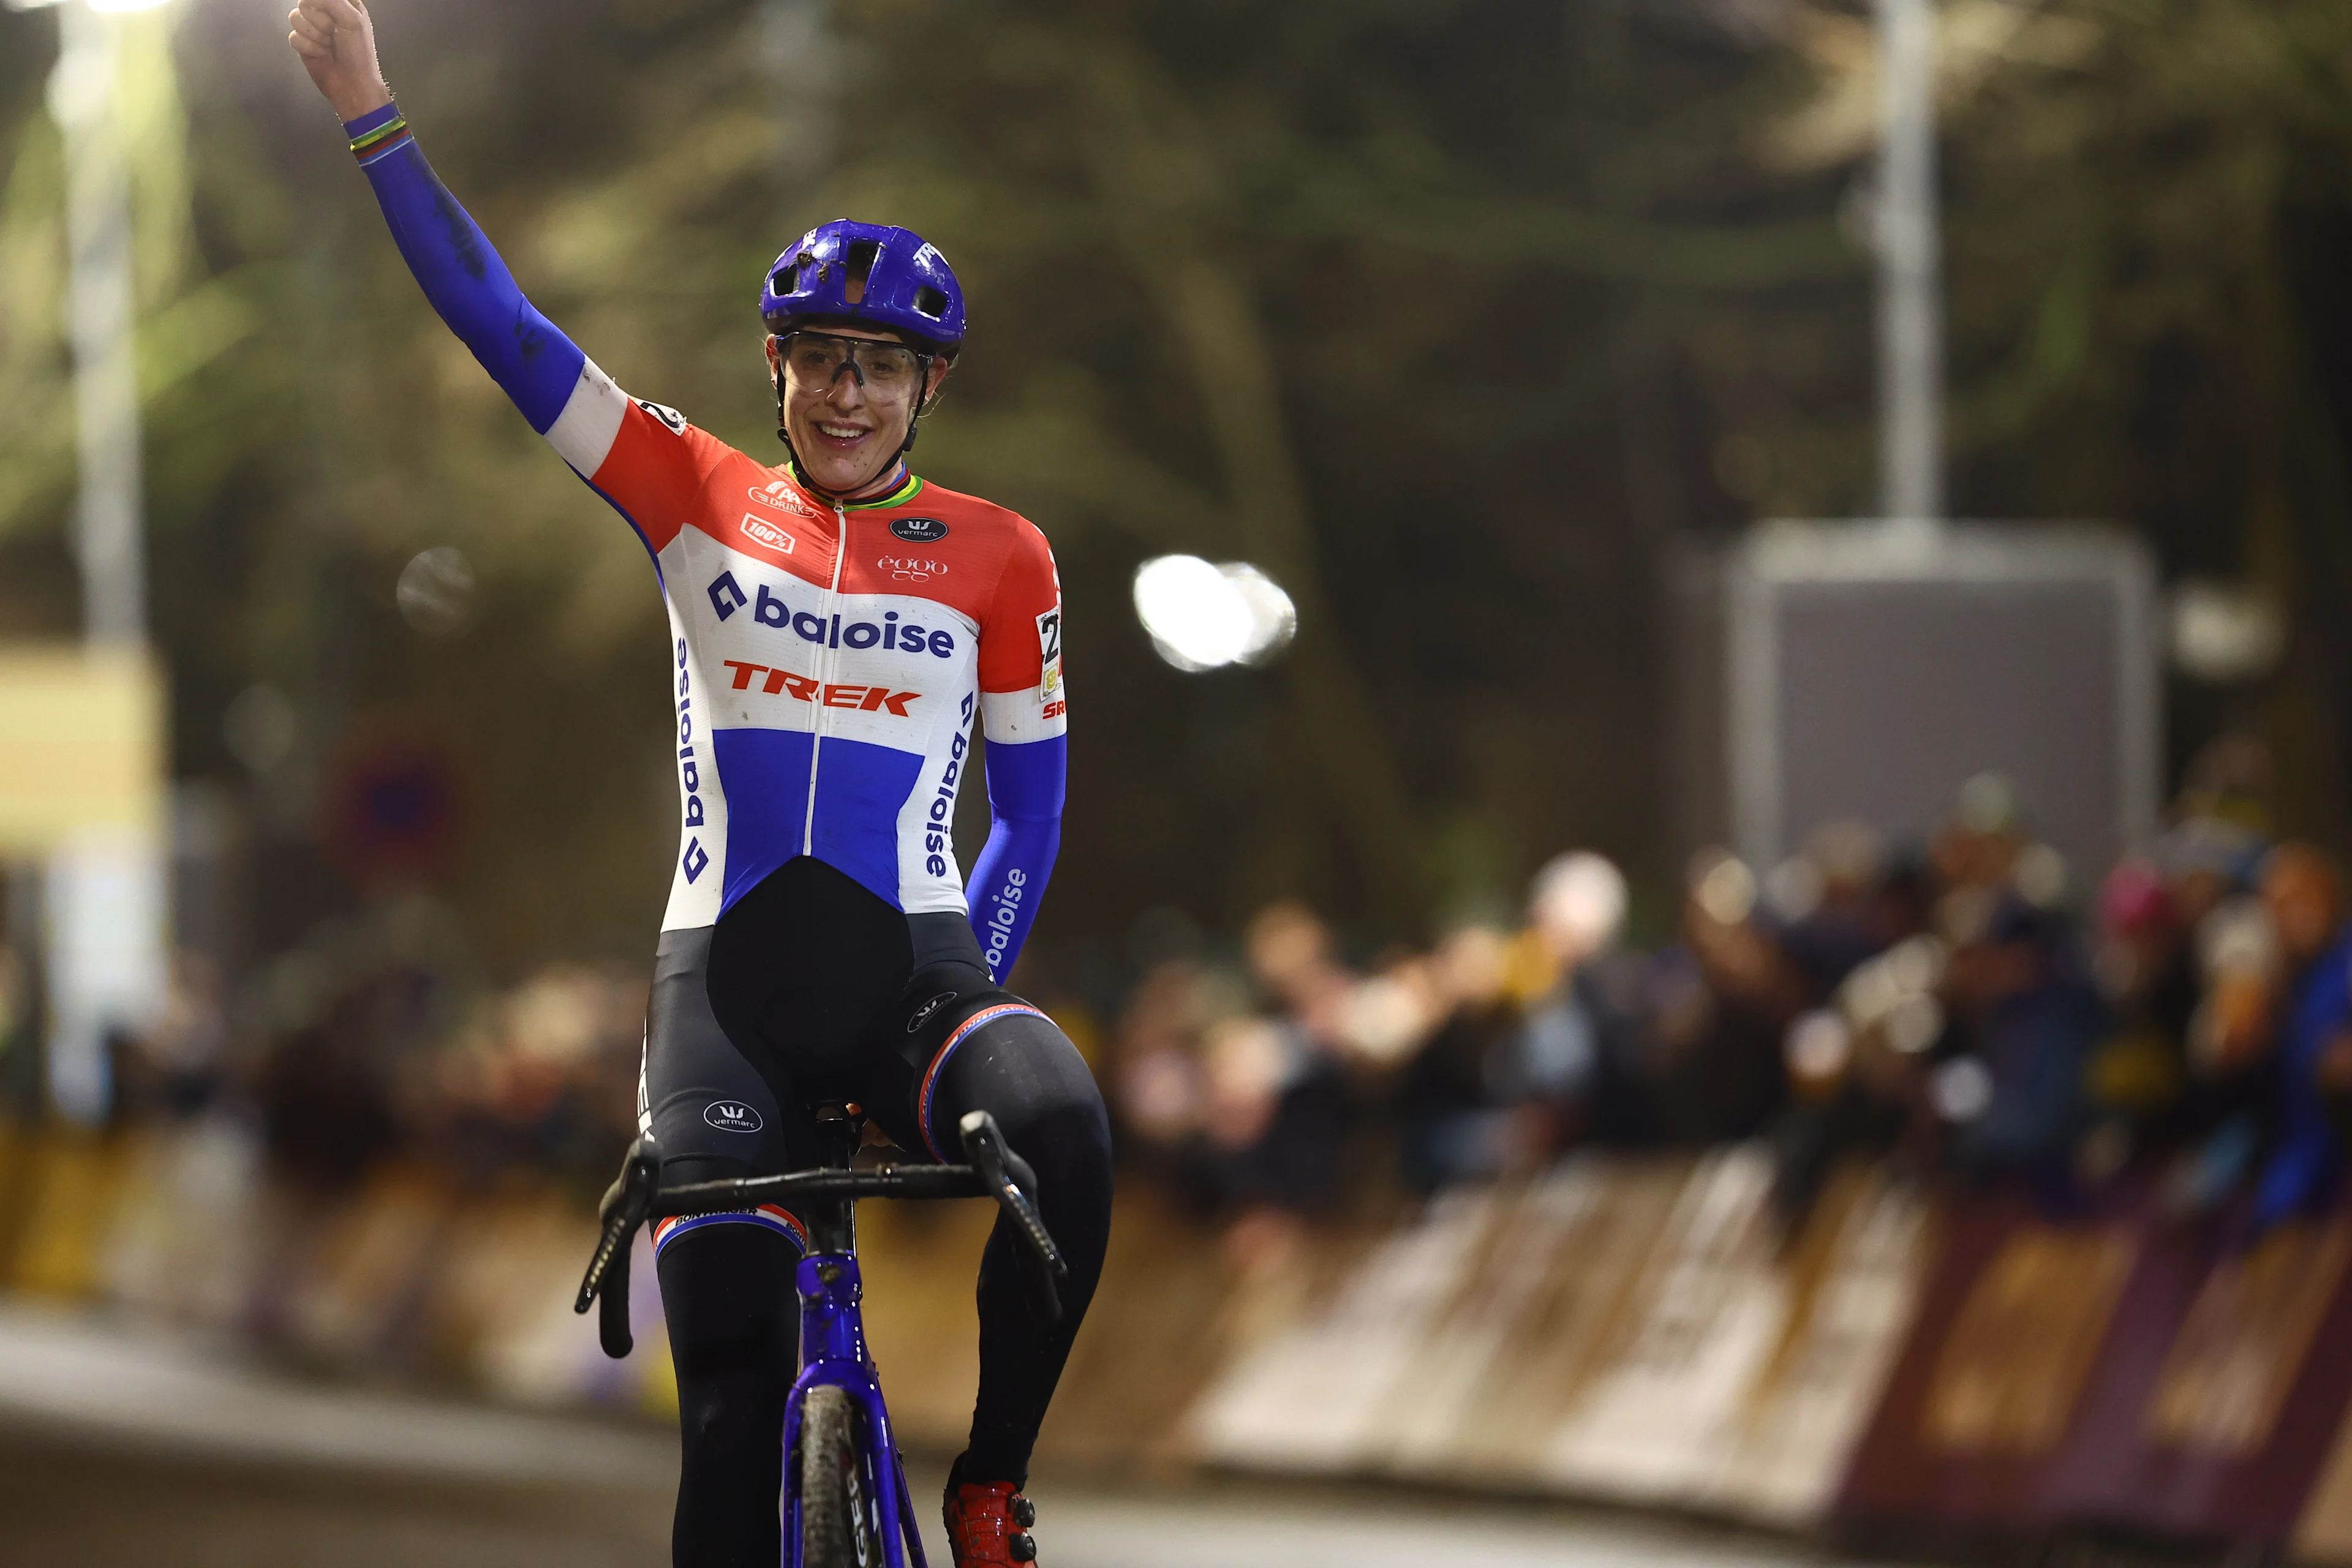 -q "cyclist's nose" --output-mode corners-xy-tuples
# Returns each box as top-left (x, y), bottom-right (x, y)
(824, 363), (869, 405)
